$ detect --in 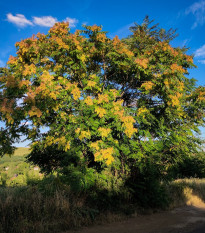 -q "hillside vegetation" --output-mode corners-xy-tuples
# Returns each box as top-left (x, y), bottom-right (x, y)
(0, 147), (42, 186)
